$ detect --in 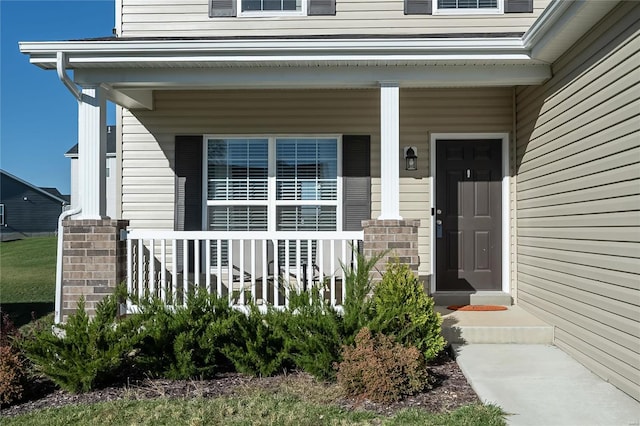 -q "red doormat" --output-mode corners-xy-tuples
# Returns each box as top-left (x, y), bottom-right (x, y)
(446, 305), (508, 311)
